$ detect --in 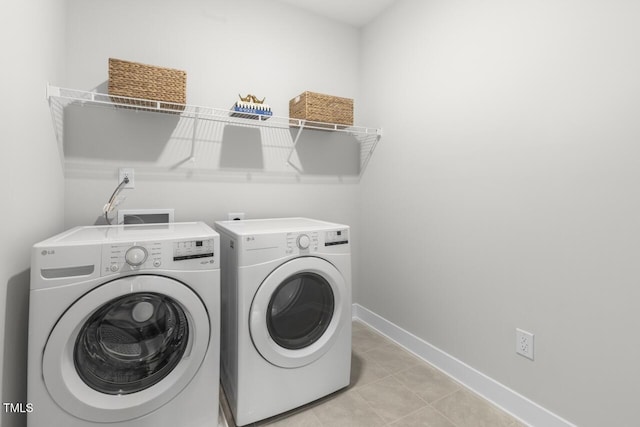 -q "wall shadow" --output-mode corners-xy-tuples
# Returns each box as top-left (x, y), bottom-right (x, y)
(64, 104), (179, 162)
(290, 128), (360, 176)
(1, 269), (30, 427)
(220, 125), (264, 169)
